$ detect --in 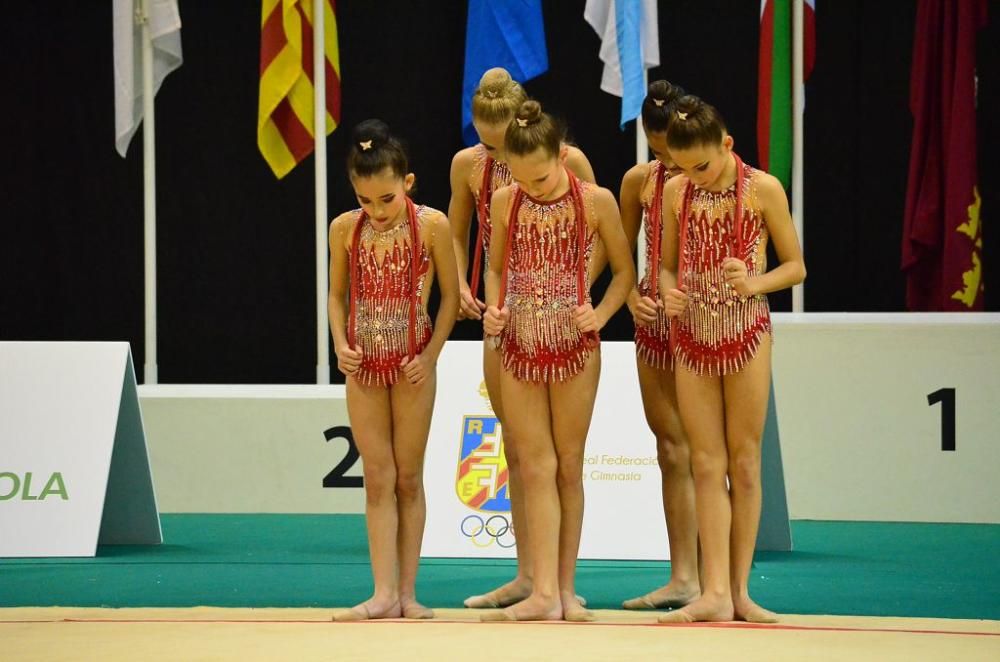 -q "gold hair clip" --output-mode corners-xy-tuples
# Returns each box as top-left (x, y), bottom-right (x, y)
(359, 140), (373, 151)
(653, 98), (665, 107)
(516, 118), (528, 127)
(676, 111), (688, 120)
(485, 89), (498, 99)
